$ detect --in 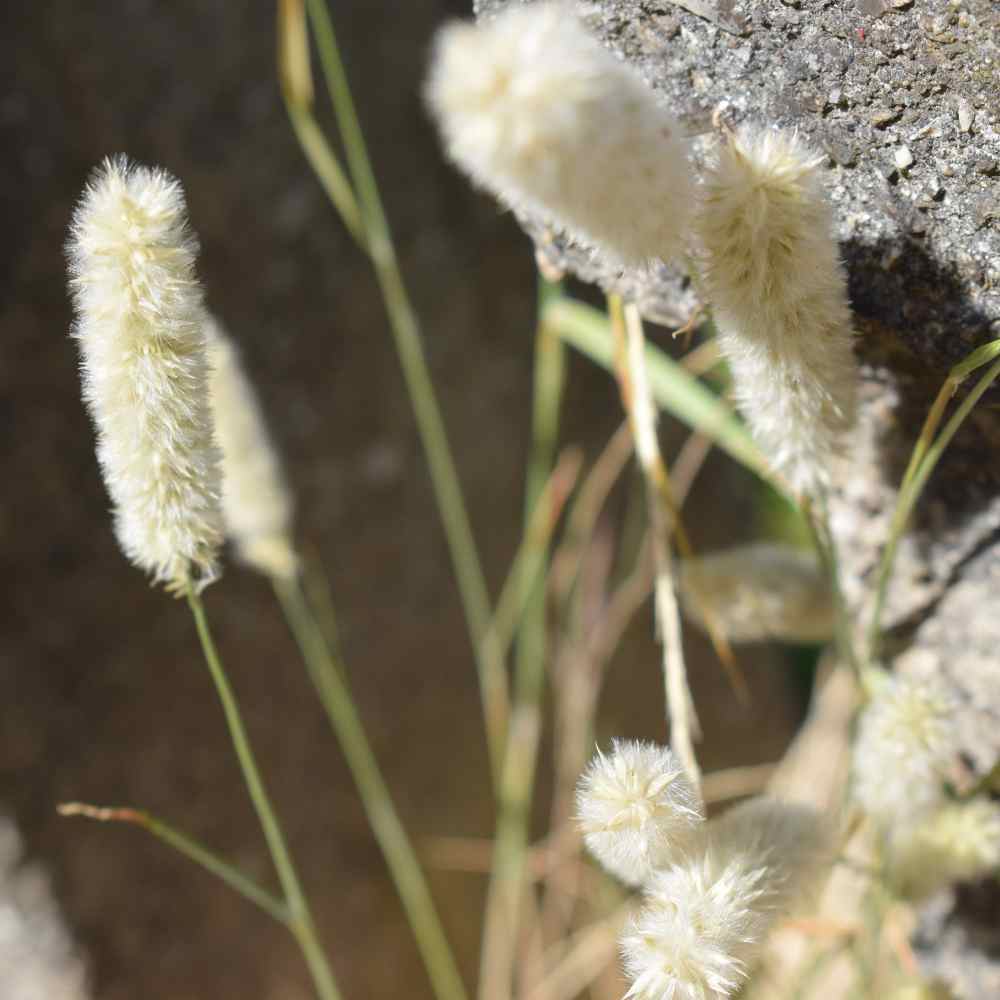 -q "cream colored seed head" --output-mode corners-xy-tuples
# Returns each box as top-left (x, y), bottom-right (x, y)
(852, 671), (957, 827)
(426, 2), (695, 267)
(678, 542), (834, 644)
(622, 796), (828, 1000)
(887, 798), (1000, 901)
(66, 156), (223, 592)
(576, 739), (703, 887)
(205, 315), (297, 579)
(698, 127), (858, 497)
